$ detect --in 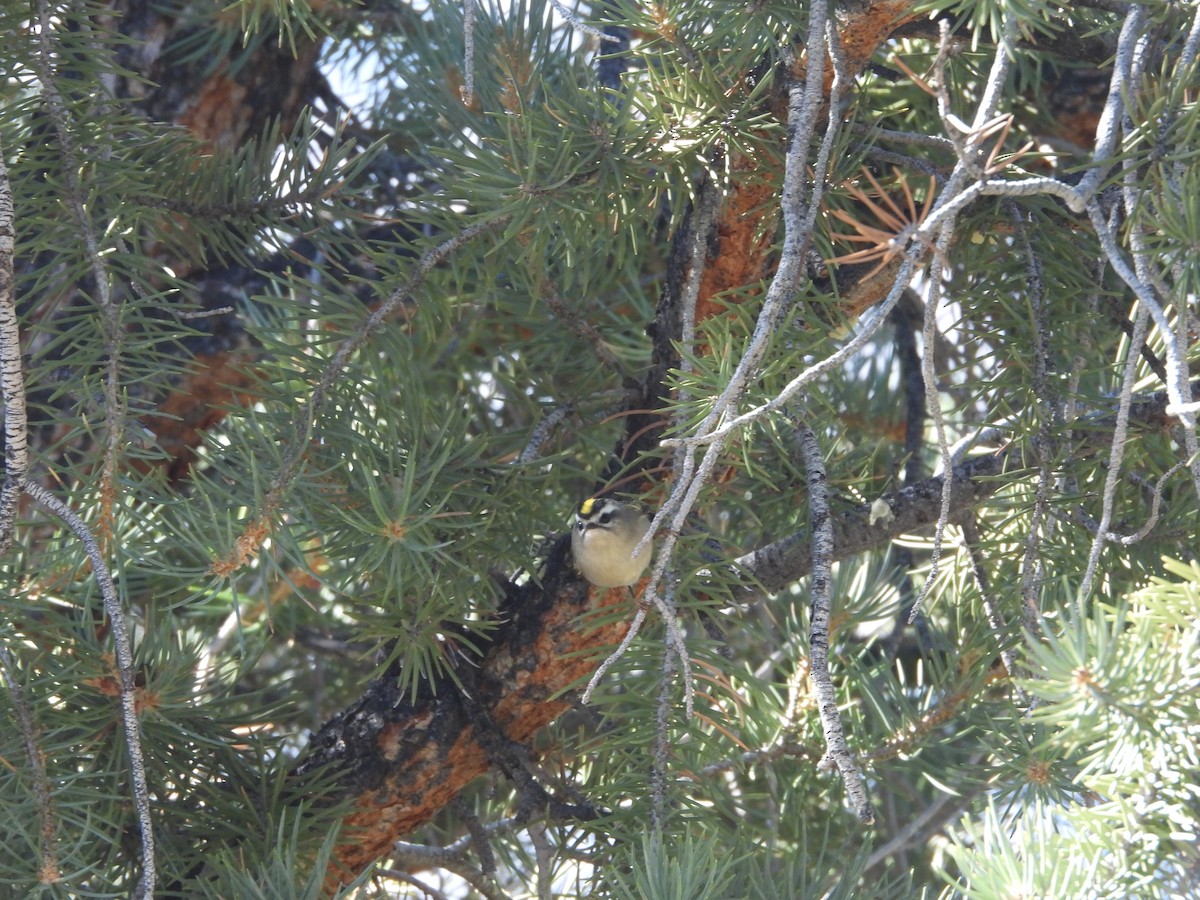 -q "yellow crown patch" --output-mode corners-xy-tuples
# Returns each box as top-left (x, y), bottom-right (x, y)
(580, 497), (597, 515)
